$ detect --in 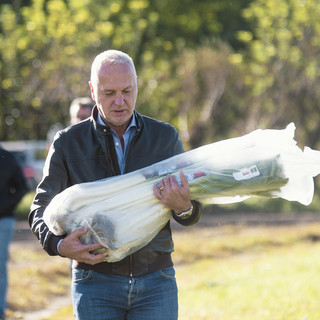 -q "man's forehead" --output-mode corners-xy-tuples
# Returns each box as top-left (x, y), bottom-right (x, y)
(98, 61), (134, 76)
(97, 65), (136, 89)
